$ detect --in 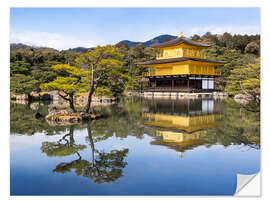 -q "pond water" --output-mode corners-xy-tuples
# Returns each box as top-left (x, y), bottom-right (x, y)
(10, 97), (260, 195)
